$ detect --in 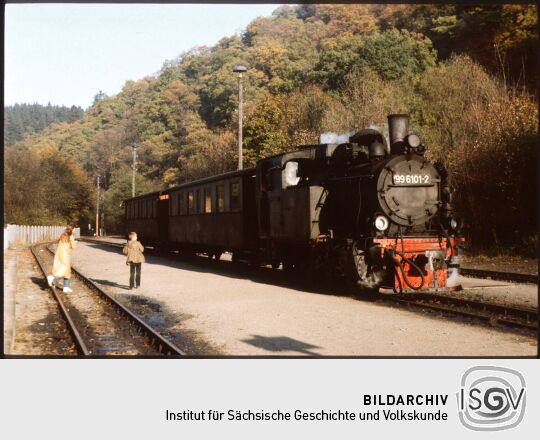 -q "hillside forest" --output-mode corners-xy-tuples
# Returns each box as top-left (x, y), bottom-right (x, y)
(4, 103), (84, 145)
(4, 4), (538, 255)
